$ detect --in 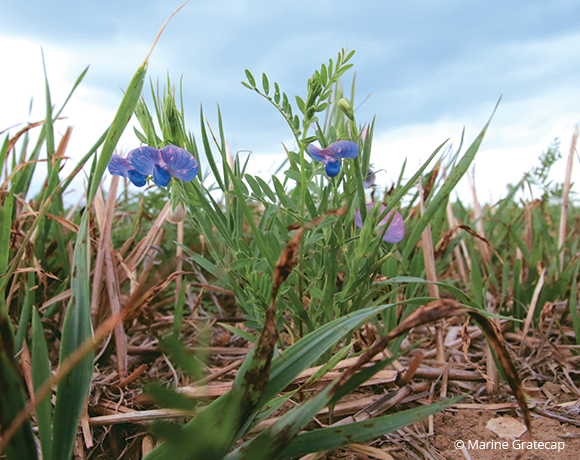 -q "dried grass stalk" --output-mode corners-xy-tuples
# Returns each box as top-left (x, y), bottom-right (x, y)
(558, 125), (579, 271)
